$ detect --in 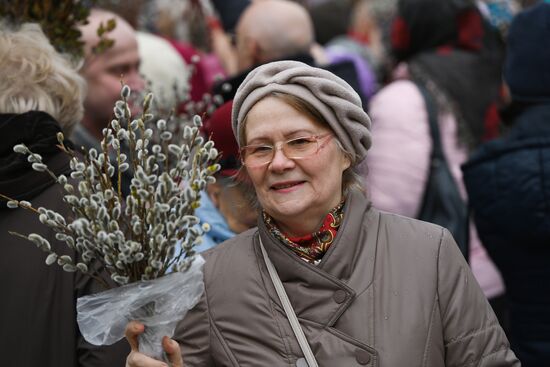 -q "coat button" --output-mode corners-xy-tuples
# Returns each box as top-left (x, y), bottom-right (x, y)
(355, 349), (371, 365)
(296, 357), (308, 367)
(333, 289), (347, 303)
